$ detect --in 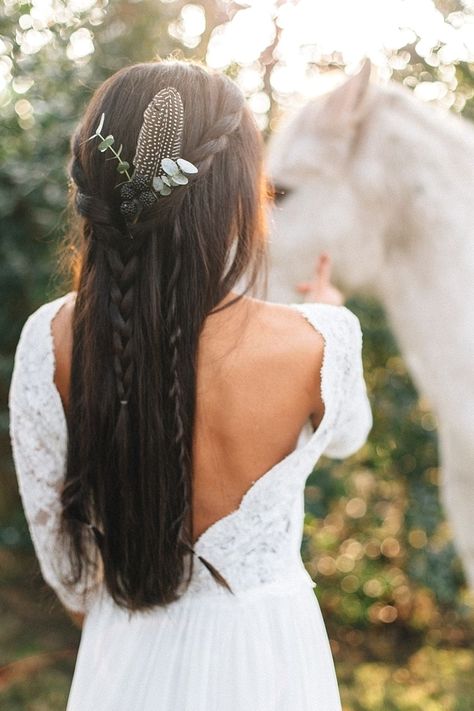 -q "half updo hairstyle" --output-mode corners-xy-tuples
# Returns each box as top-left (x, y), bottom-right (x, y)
(59, 59), (268, 611)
